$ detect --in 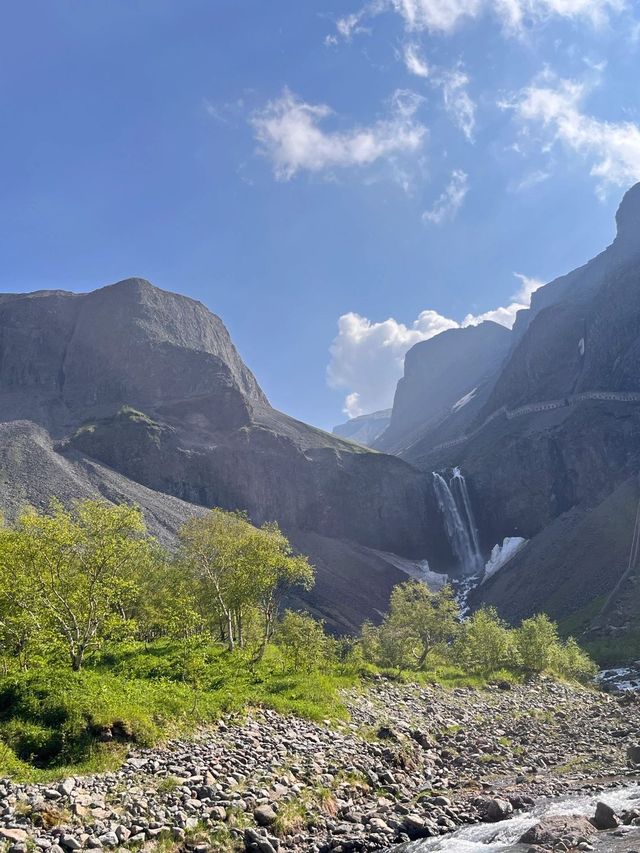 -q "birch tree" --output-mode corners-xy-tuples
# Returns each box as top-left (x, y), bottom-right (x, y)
(8, 500), (151, 670)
